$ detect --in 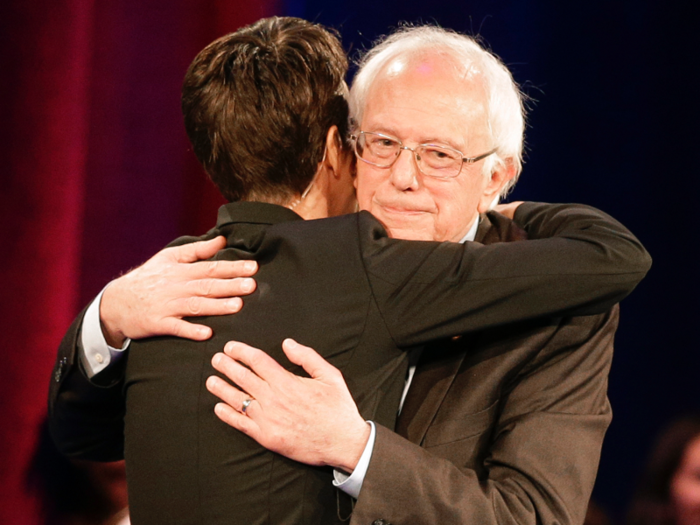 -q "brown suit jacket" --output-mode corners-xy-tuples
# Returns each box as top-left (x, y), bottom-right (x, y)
(351, 213), (620, 525)
(48, 204), (648, 524)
